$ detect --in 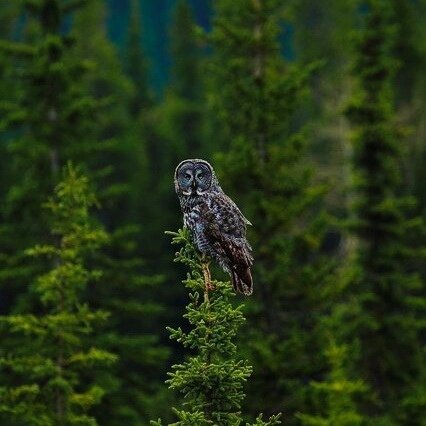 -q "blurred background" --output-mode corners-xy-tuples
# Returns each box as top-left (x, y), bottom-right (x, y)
(0, 0), (425, 425)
